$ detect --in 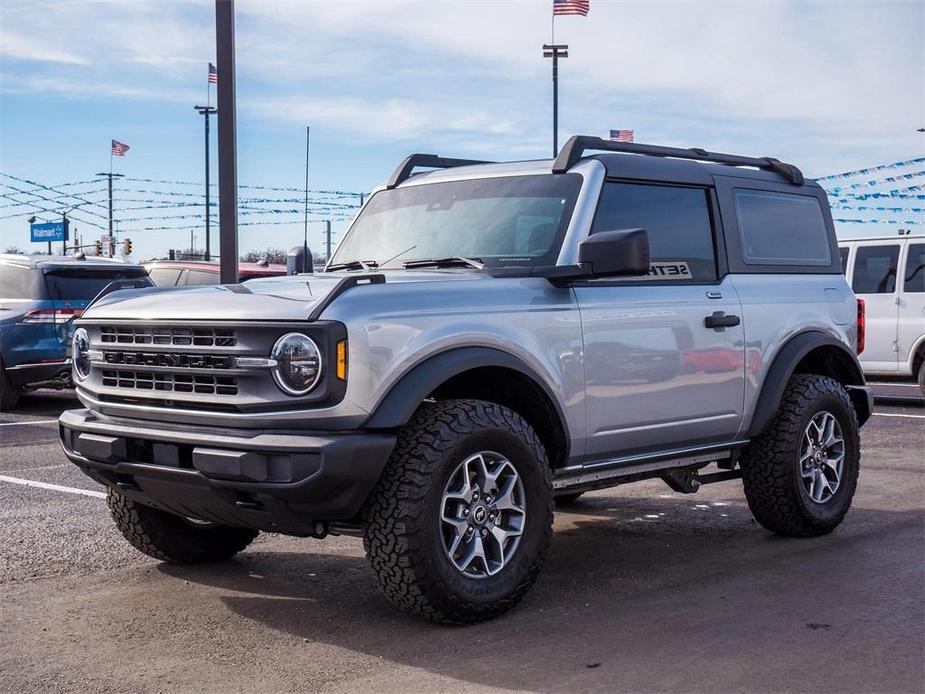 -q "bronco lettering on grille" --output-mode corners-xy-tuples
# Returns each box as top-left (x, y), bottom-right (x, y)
(103, 352), (233, 369)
